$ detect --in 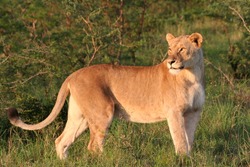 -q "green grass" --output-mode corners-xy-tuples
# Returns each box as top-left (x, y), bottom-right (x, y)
(1, 18), (249, 167)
